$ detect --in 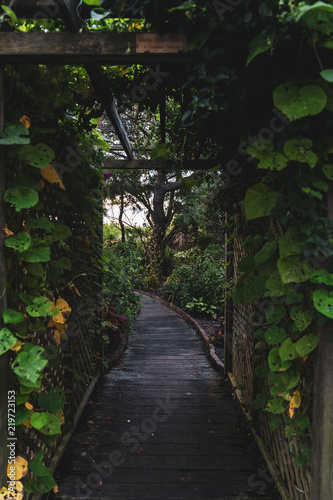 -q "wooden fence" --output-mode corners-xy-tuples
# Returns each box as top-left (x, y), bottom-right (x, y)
(225, 215), (312, 500)
(0, 148), (103, 497)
